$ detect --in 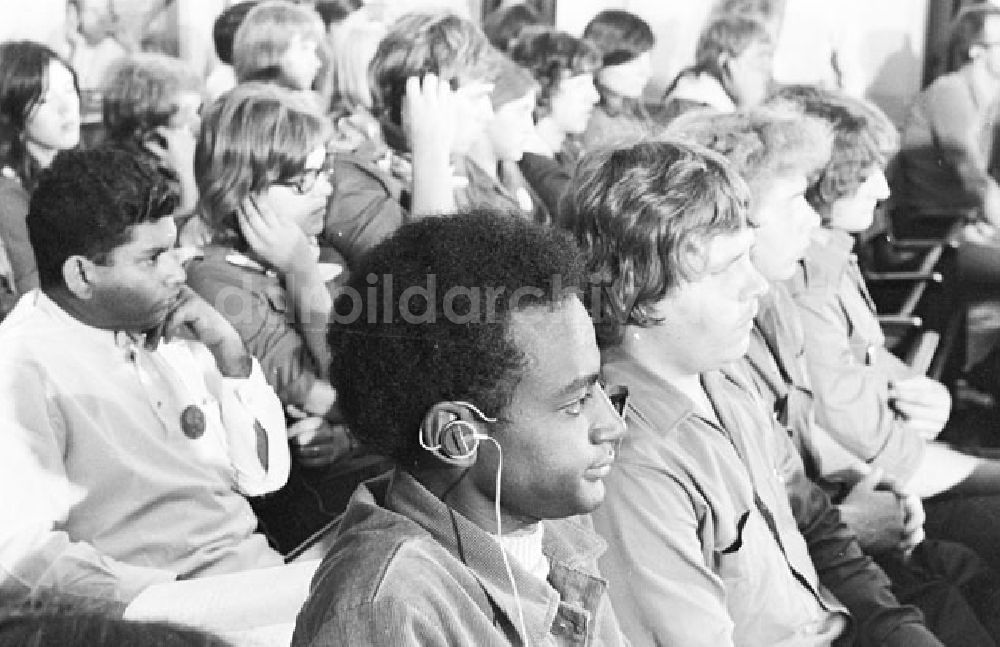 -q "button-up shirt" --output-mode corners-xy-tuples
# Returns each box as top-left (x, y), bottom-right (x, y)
(0, 290), (289, 604)
(785, 229), (924, 482)
(292, 469), (629, 647)
(595, 346), (933, 646)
